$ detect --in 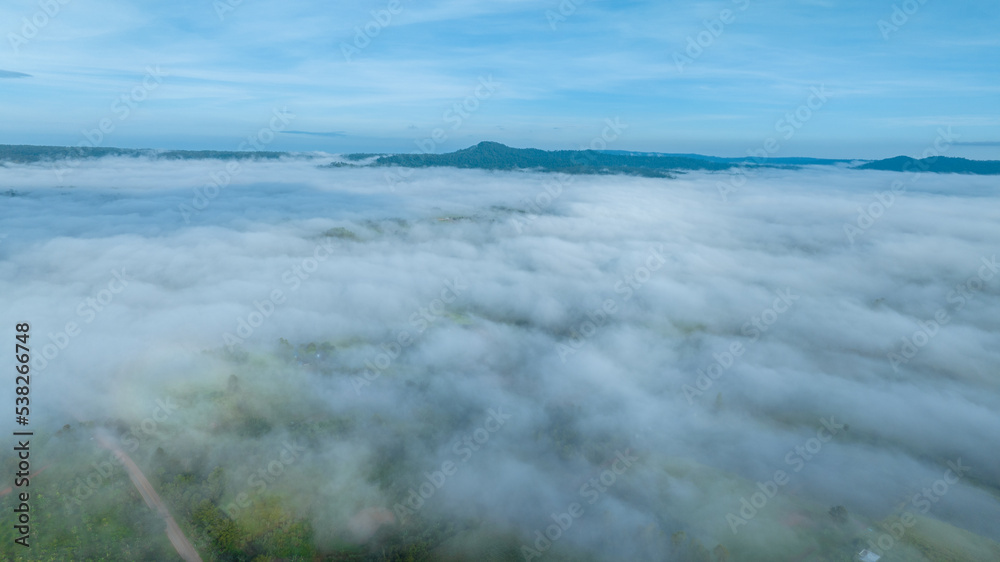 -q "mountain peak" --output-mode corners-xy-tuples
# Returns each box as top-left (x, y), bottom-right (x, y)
(466, 141), (514, 152)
